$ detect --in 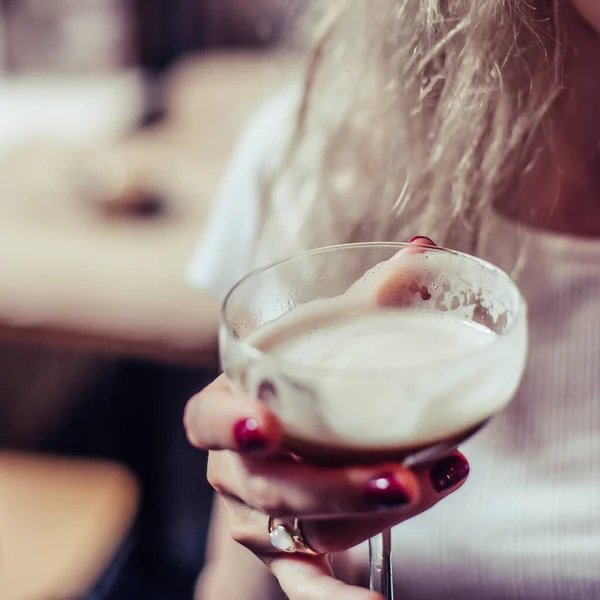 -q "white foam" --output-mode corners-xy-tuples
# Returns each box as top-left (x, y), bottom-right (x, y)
(248, 307), (527, 449)
(268, 312), (493, 370)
